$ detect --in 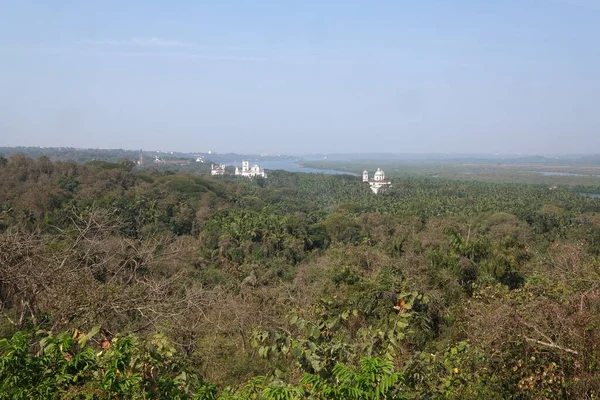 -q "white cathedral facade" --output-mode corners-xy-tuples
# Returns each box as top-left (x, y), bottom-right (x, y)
(363, 168), (391, 194)
(235, 160), (267, 178)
